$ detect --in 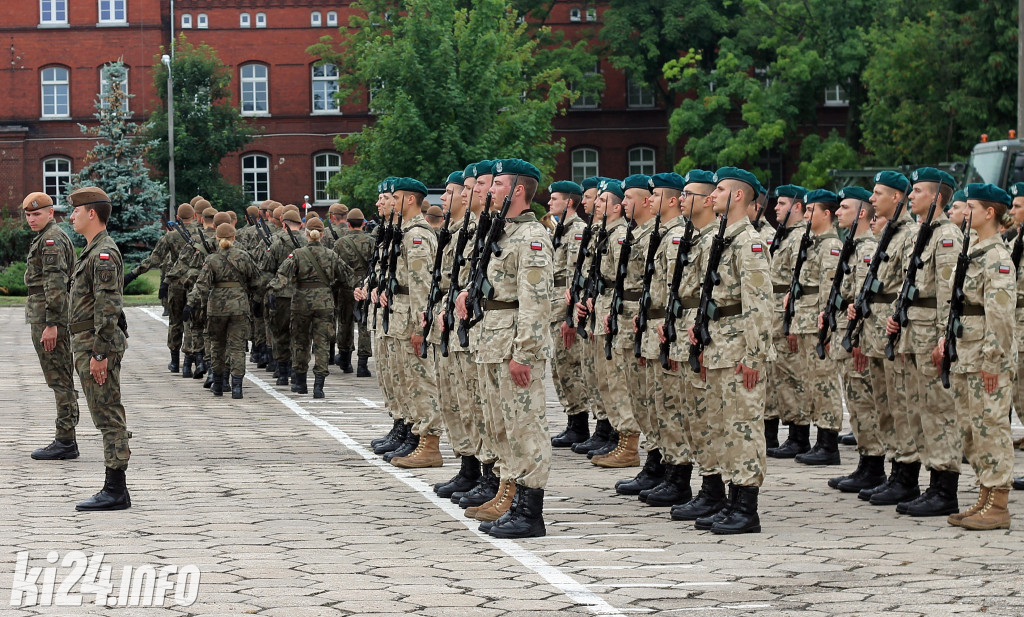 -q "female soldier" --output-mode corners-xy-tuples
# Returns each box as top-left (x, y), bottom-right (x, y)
(943, 183), (1017, 530)
(270, 217), (352, 398)
(187, 222), (262, 399)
